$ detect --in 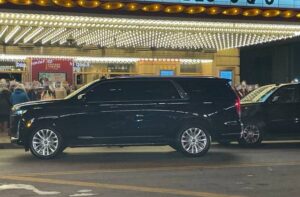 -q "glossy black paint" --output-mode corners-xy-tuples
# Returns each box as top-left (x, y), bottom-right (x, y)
(10, 77), (242, 150)
(242, 83), (300, 140)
